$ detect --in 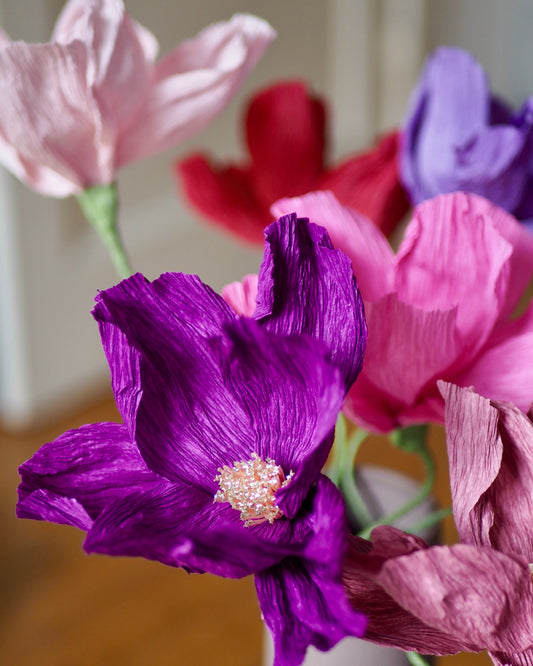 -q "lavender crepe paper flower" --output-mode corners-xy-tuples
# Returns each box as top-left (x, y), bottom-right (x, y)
(17, 216), (368, 666)
(401, 47), (533, 221)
